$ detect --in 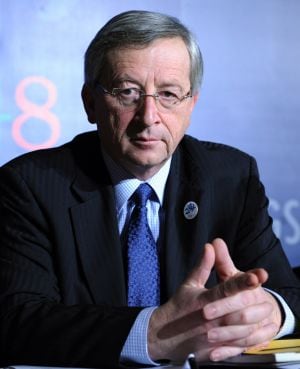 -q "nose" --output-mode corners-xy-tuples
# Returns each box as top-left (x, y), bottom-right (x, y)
(136, 94), (160, 126)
